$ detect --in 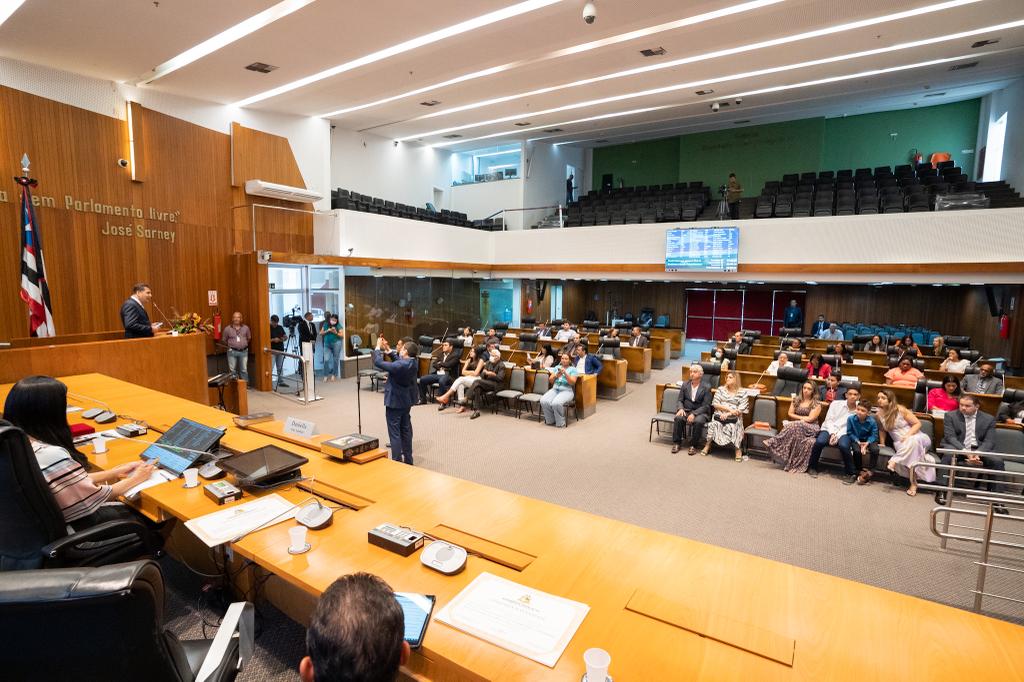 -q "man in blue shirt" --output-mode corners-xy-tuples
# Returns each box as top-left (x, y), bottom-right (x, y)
(373, 336), (419, 465)
(783, 299), (803, 331)
(818, 322), (844, 341)
(842, 400), (879, 485)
